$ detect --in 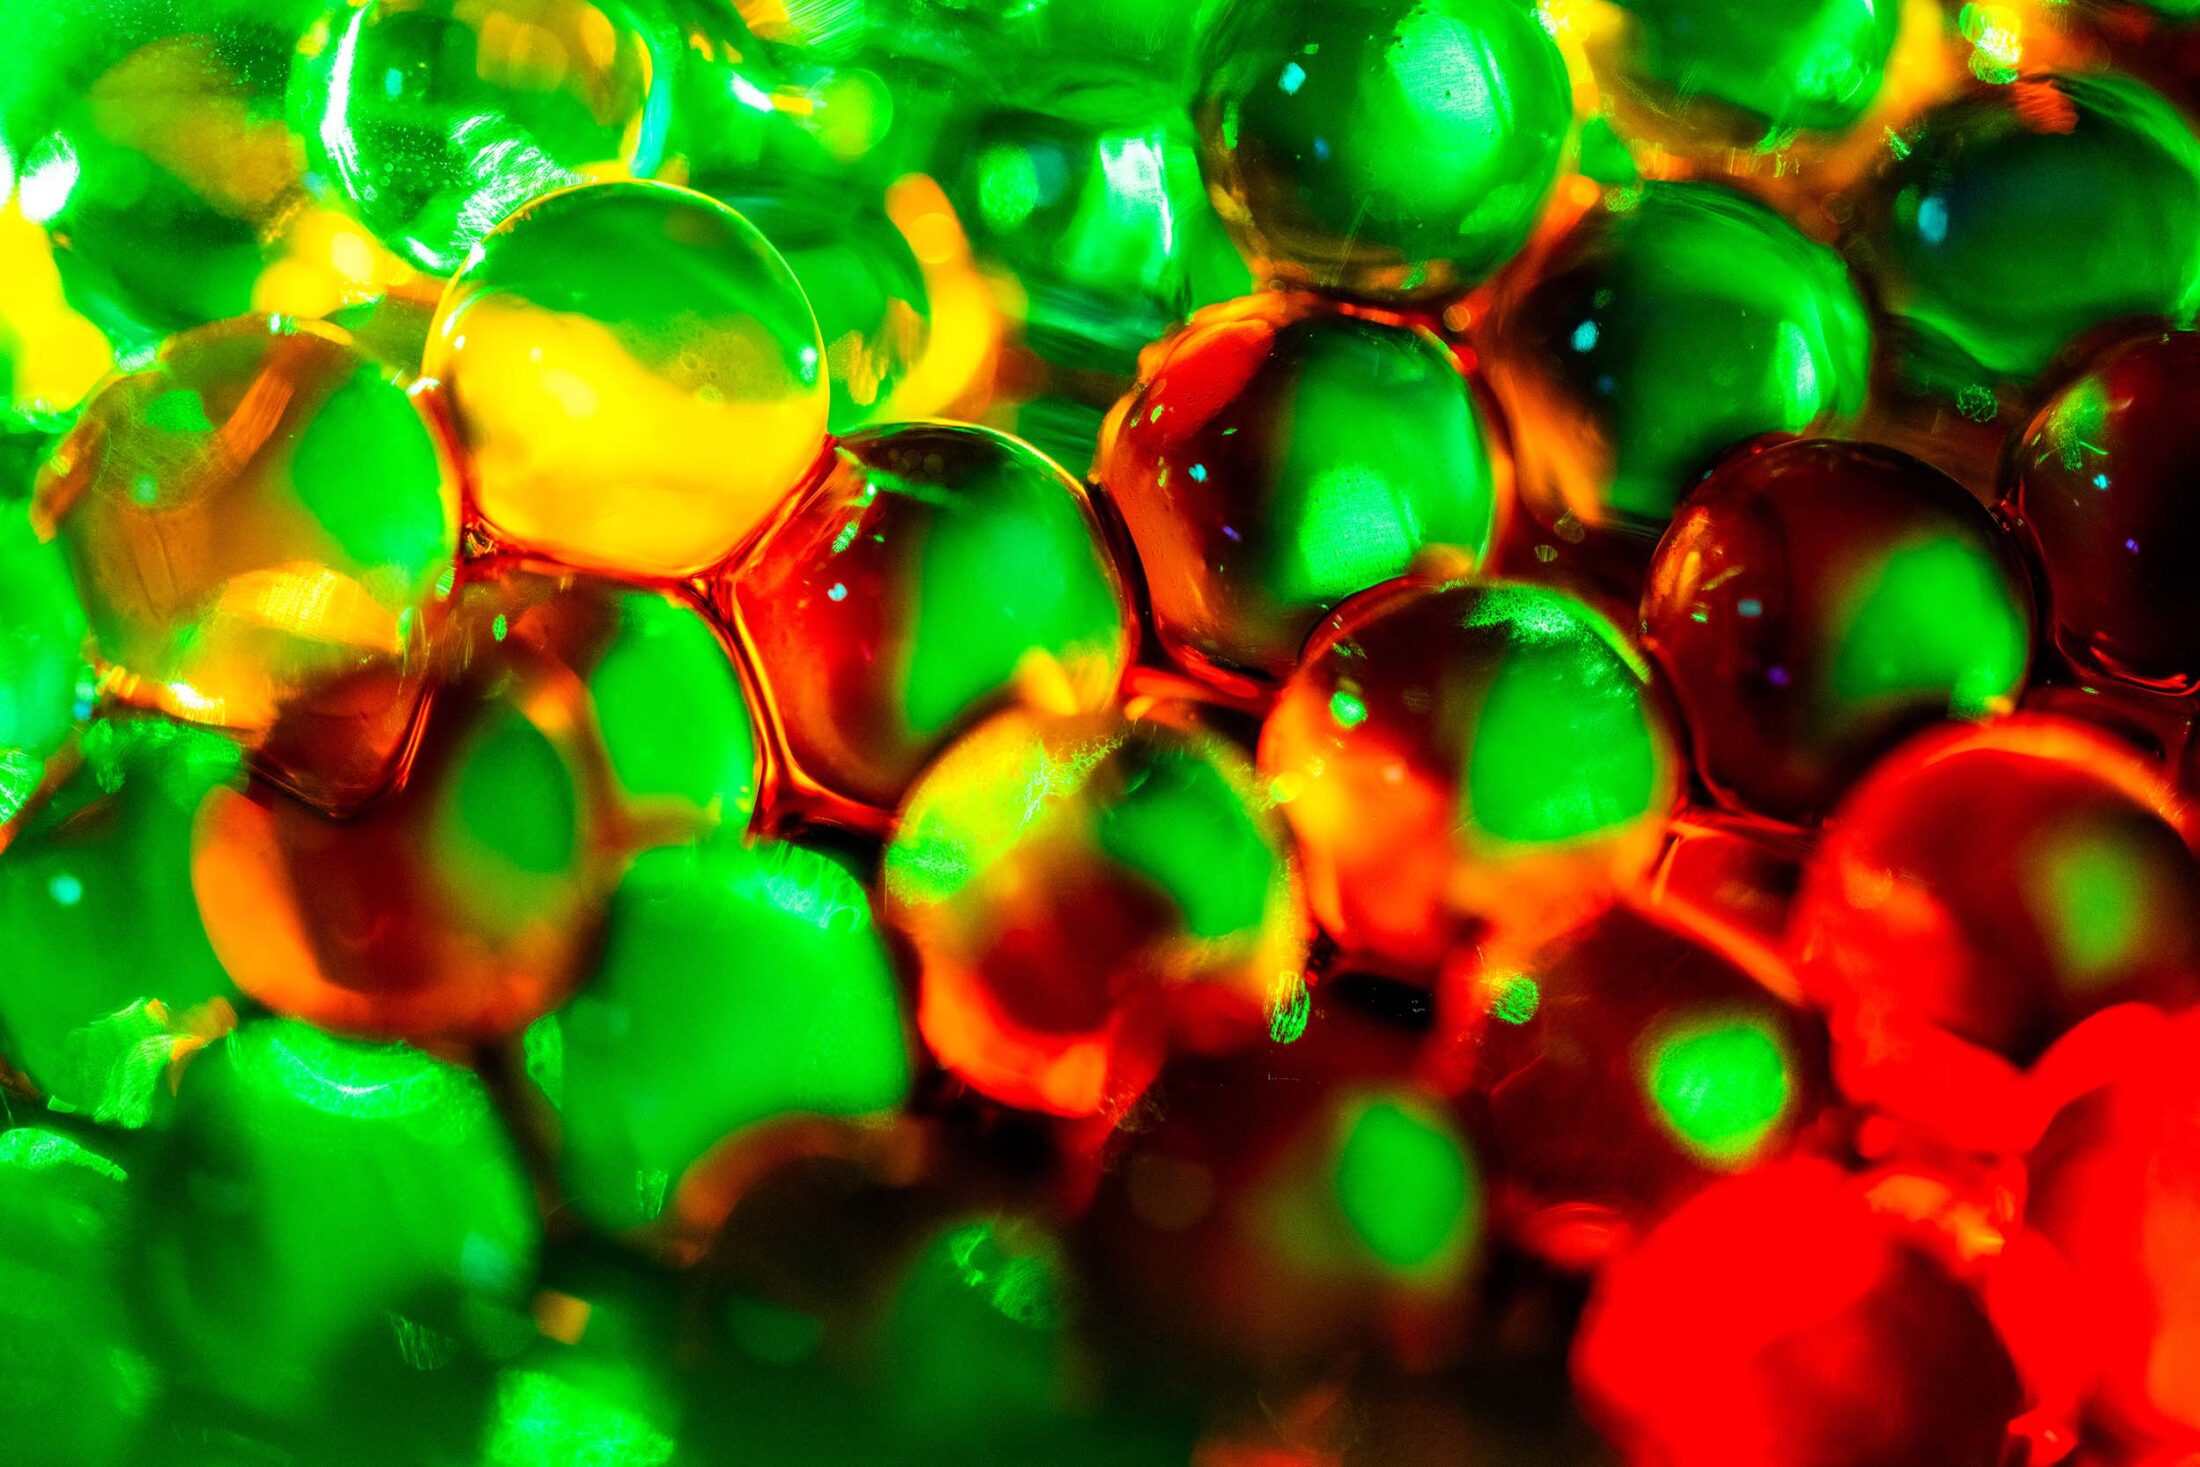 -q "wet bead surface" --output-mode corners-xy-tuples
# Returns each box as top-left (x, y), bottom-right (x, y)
(0, 496), (90, 819)
(1642, 439), (2033, 824)
(1851, 73), (2200, 384)
(292, 0), (678, 275)
(1097, 294), (1500, 687)
(726, 421), (1133, 820)
(1486, 182), (1873, 539)
(1608, 0), (1902, 138)
(884, 706), (1306, 1119)
(1193, 0), (1574, 302)
(31, 315), (461, 805)
(1260, 579), (1680, 975)
(426, 180), (829, 579)
(2002, 329), (2200, 695)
